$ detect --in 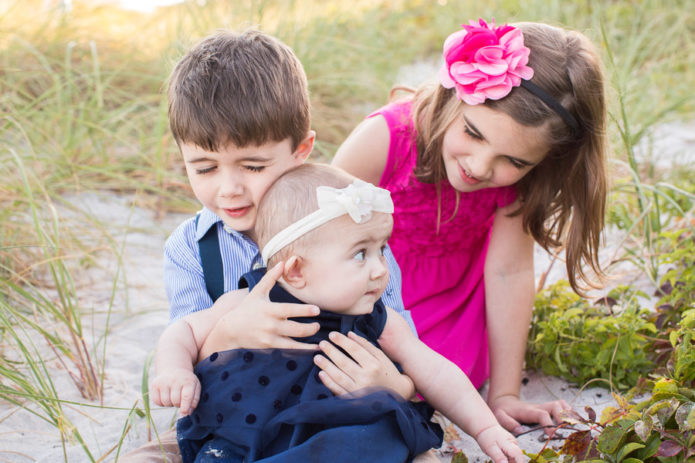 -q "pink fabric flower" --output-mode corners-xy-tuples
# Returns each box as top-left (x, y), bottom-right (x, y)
(439, 19), (534, 105)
